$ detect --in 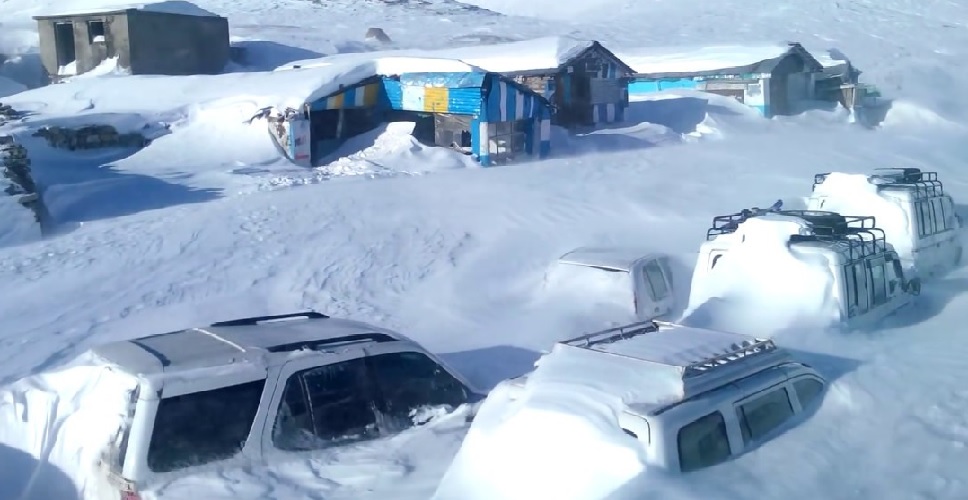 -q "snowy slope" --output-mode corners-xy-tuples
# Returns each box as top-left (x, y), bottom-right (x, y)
(1, 0), (968, 499)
